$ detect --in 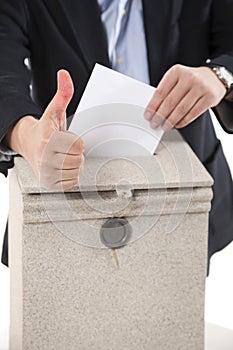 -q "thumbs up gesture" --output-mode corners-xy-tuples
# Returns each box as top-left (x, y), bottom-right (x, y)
(6, 70), (85, 190)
